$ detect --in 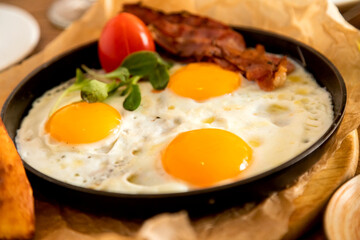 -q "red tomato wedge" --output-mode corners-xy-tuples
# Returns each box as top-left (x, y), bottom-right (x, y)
(98, 13), (155, 72)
